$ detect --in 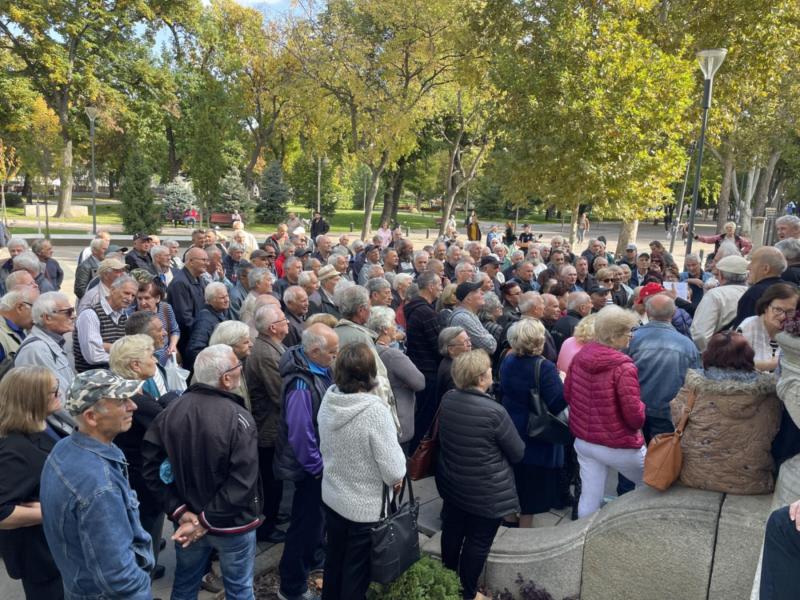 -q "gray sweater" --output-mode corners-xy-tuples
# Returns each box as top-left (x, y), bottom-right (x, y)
(377, 345), (426, 443)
